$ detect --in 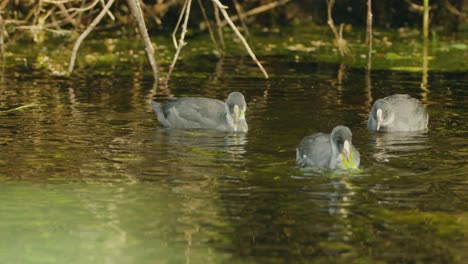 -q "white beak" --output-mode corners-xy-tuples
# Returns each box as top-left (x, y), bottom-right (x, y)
(343, 140), (350, 162)
(376, 109), (383, 131)
(233, 105), (239, 131)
